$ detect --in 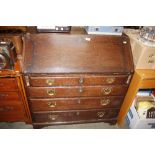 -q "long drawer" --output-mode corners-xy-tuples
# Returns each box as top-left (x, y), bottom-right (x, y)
(29, 75), (129, 87)
(0, 101), (25, 122)
(27, 85), (128, 98)
(0, 112), (25, 122)
(32, 109), (119, 123)
(0, 78), (18, 91)
(30, 96), (124, 111)
(0, 92), (22, 101)
(0, 101), (24, 113)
